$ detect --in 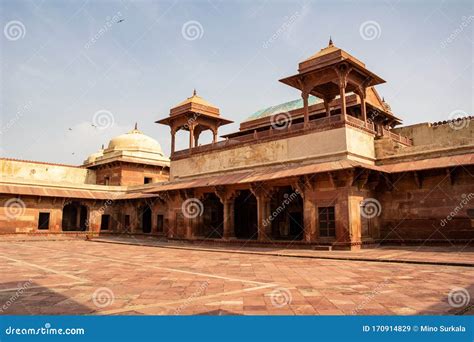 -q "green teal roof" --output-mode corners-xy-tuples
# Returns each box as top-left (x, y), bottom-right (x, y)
(244, 95), (322, 122)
